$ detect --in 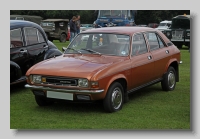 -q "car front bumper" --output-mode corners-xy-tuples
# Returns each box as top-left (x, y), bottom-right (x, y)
(25, 84), (104, 94)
